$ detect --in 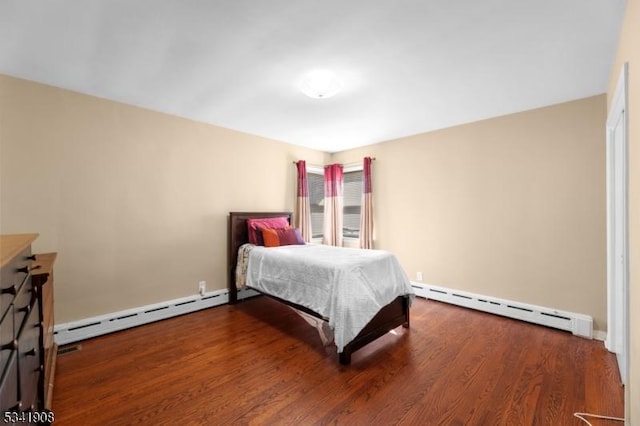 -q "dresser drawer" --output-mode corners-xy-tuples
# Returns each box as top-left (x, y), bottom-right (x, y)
(1, 305), (16, 373)
(1, 246), (32, 320)
(17, 303), (41, 412)
(12, 276), (34, 339)
(0, 350), (19, 411)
